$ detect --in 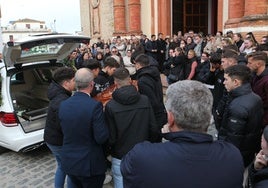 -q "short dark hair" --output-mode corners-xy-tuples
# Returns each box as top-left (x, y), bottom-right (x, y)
(175, 47), (183, 54)
(131, 50), (142, 64)
(222, 49), (239, 60)
(104, 57), (120, 68)
(223, 44), (239, 53)
(53, 67), (75, 85)
(224, 64), (251, 84)
(234, 33), (242, 39)
(82, 59), (101, 70)
(135, 54), (150, 67)
(113, 67), (130, 80)
(210, 52), (222, 64)
(247, 51), (267, 64)
(255, 44), (268, 52)
(202, 52), (210, 57)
